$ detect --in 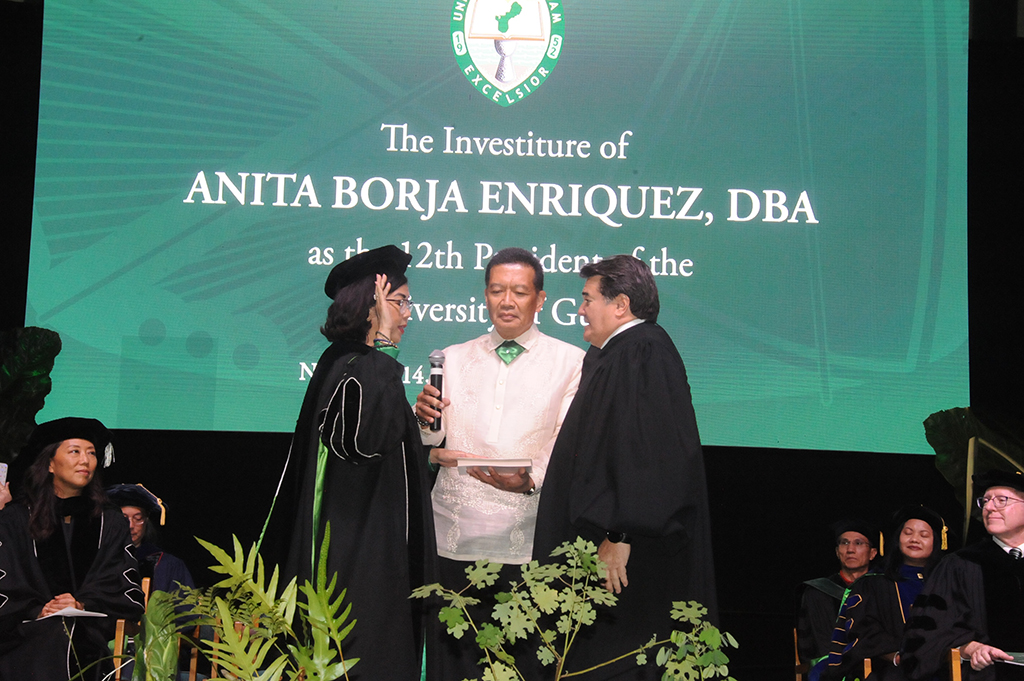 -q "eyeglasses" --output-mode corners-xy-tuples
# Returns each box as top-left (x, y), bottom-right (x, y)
(976, 495), (1024, 510)
(387, 296), (413, 314)
(837, 539), (871, 548)
(124, 516), (147, 527)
